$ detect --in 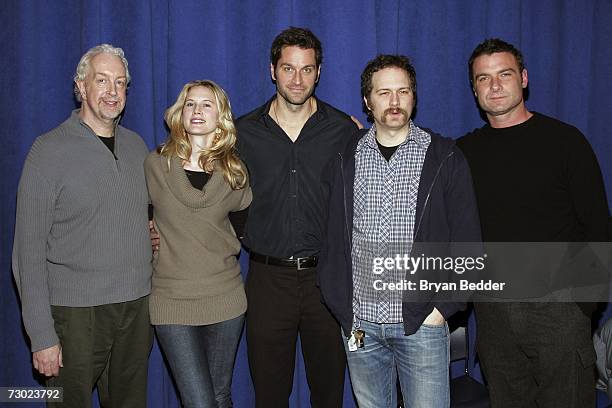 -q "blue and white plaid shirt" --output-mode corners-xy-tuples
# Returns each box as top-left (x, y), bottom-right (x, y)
(352, 121), (431, 324)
